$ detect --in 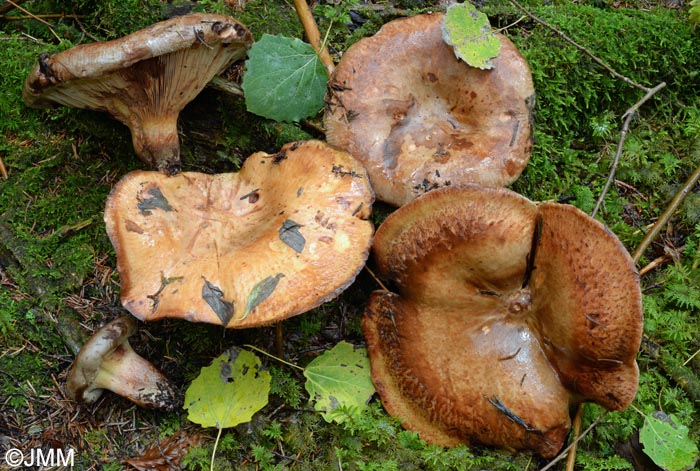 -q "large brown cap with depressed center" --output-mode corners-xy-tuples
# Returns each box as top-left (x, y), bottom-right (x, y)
(105, 140), (374, 329)
(23, 13), (253, 173)
(362, 185), (642, 457)
(324, 13), (535, 207)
